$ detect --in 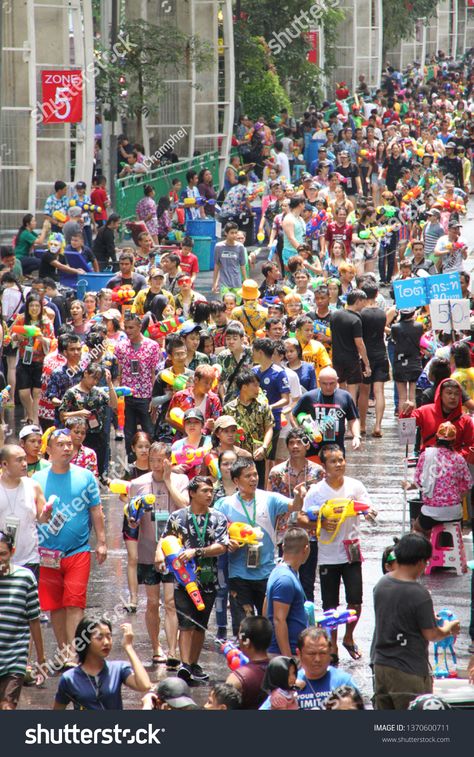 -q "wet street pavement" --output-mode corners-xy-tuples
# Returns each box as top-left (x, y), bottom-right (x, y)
(13, 199), (474, 709)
